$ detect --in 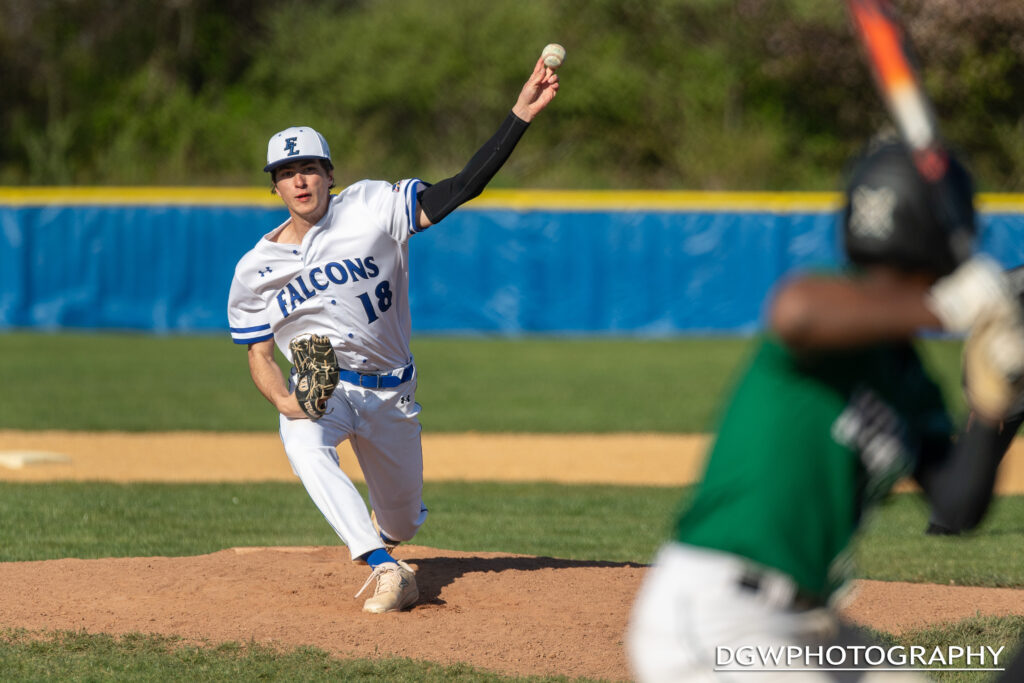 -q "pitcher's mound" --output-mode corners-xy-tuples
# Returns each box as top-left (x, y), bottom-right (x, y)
(0, 546), (1021, 680)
